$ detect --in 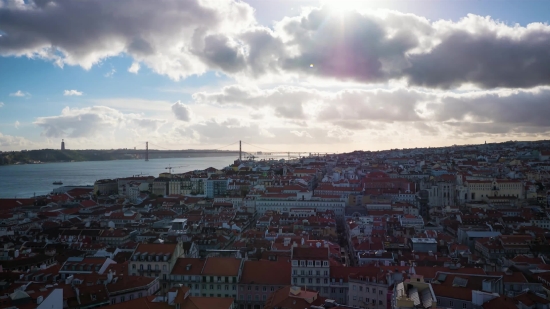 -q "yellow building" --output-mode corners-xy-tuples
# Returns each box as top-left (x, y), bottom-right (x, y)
(464, 179), (523, 202)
